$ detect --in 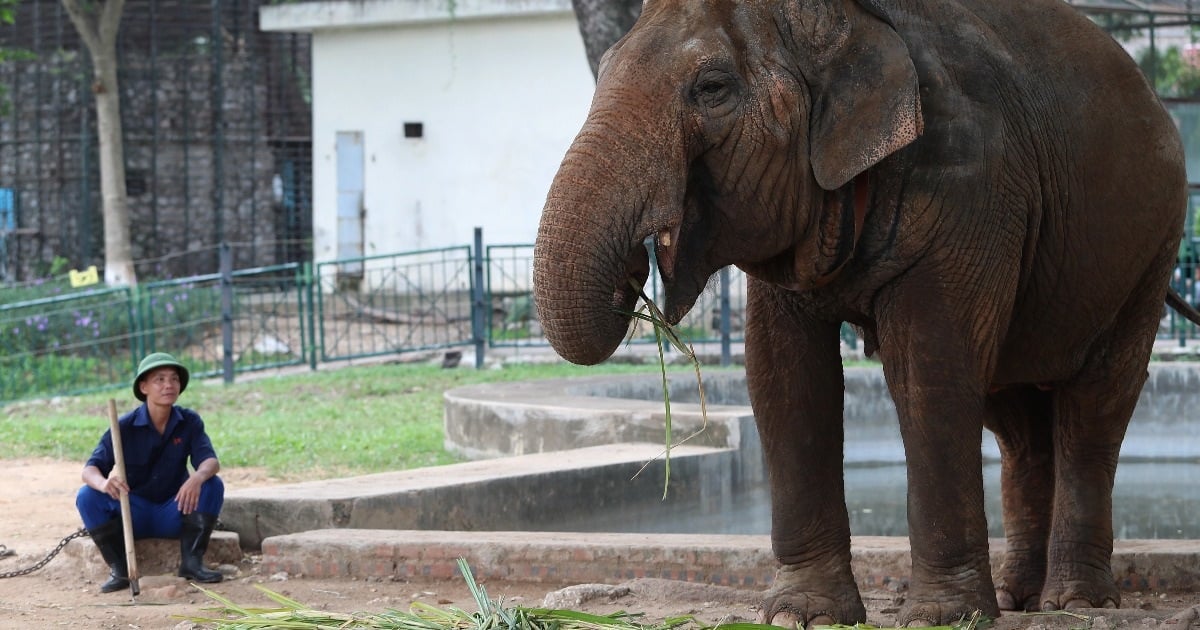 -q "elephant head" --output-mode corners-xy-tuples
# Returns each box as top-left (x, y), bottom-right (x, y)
(534, 0), (923, 365)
